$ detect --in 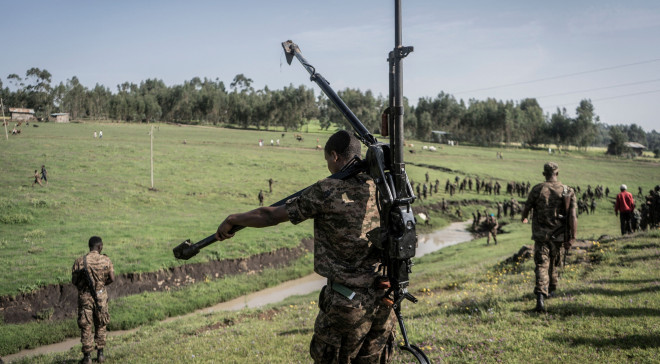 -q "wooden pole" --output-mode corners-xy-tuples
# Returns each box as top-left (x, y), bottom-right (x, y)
(150, 125), (154, 189)
(1, 98), (7, 140)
